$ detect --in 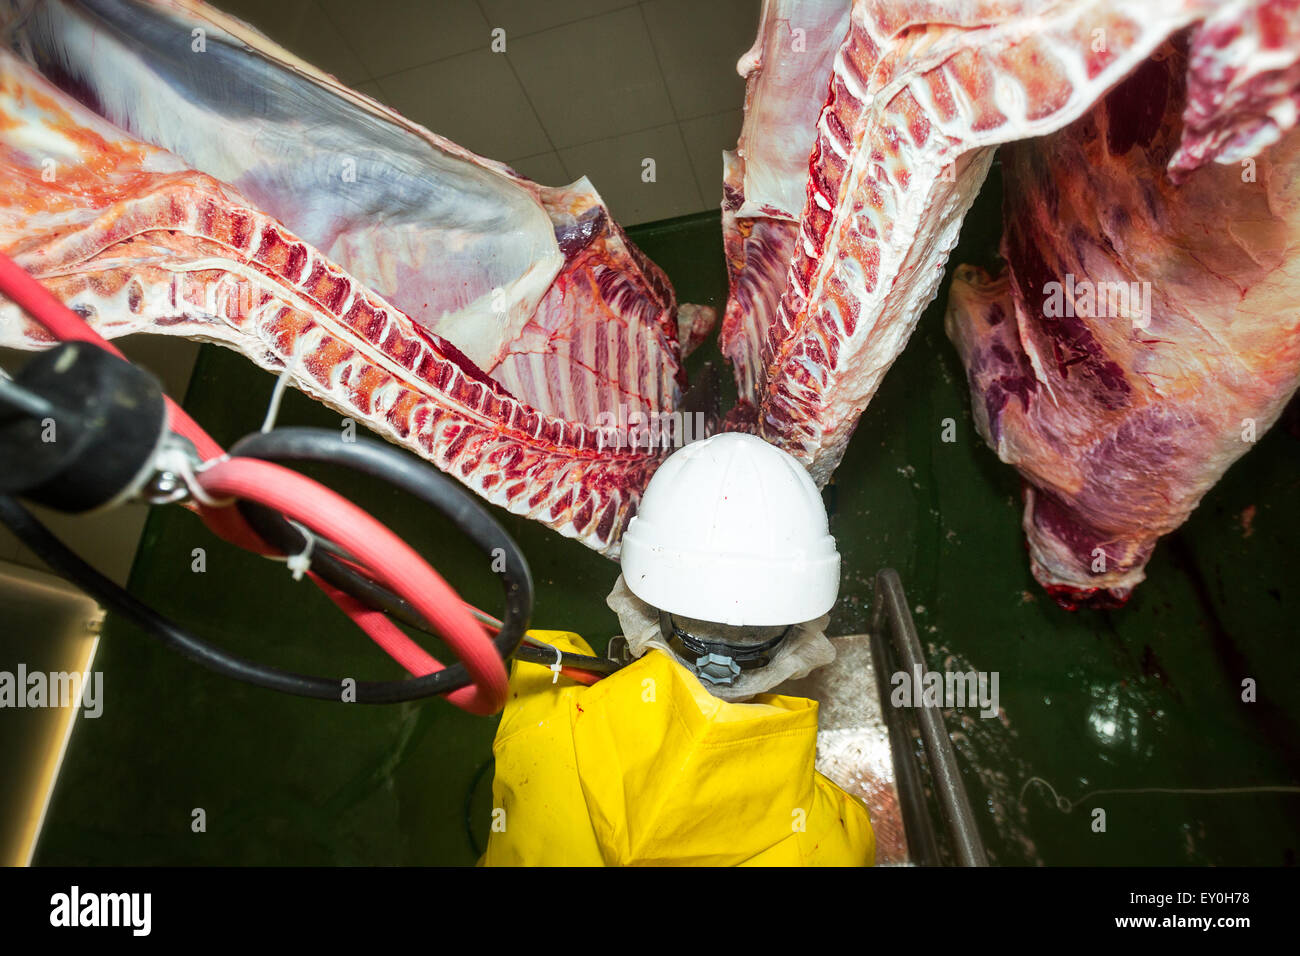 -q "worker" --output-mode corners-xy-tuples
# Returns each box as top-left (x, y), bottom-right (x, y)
(482, 433), (875, 866)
